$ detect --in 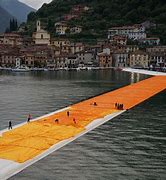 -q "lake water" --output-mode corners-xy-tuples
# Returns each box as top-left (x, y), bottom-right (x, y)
(0, 70), (165, 180)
